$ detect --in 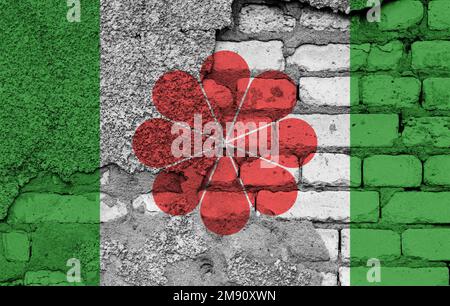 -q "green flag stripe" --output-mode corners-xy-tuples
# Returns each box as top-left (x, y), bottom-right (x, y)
(350, 0), (450, 286)
(0, 1), (100, 285)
